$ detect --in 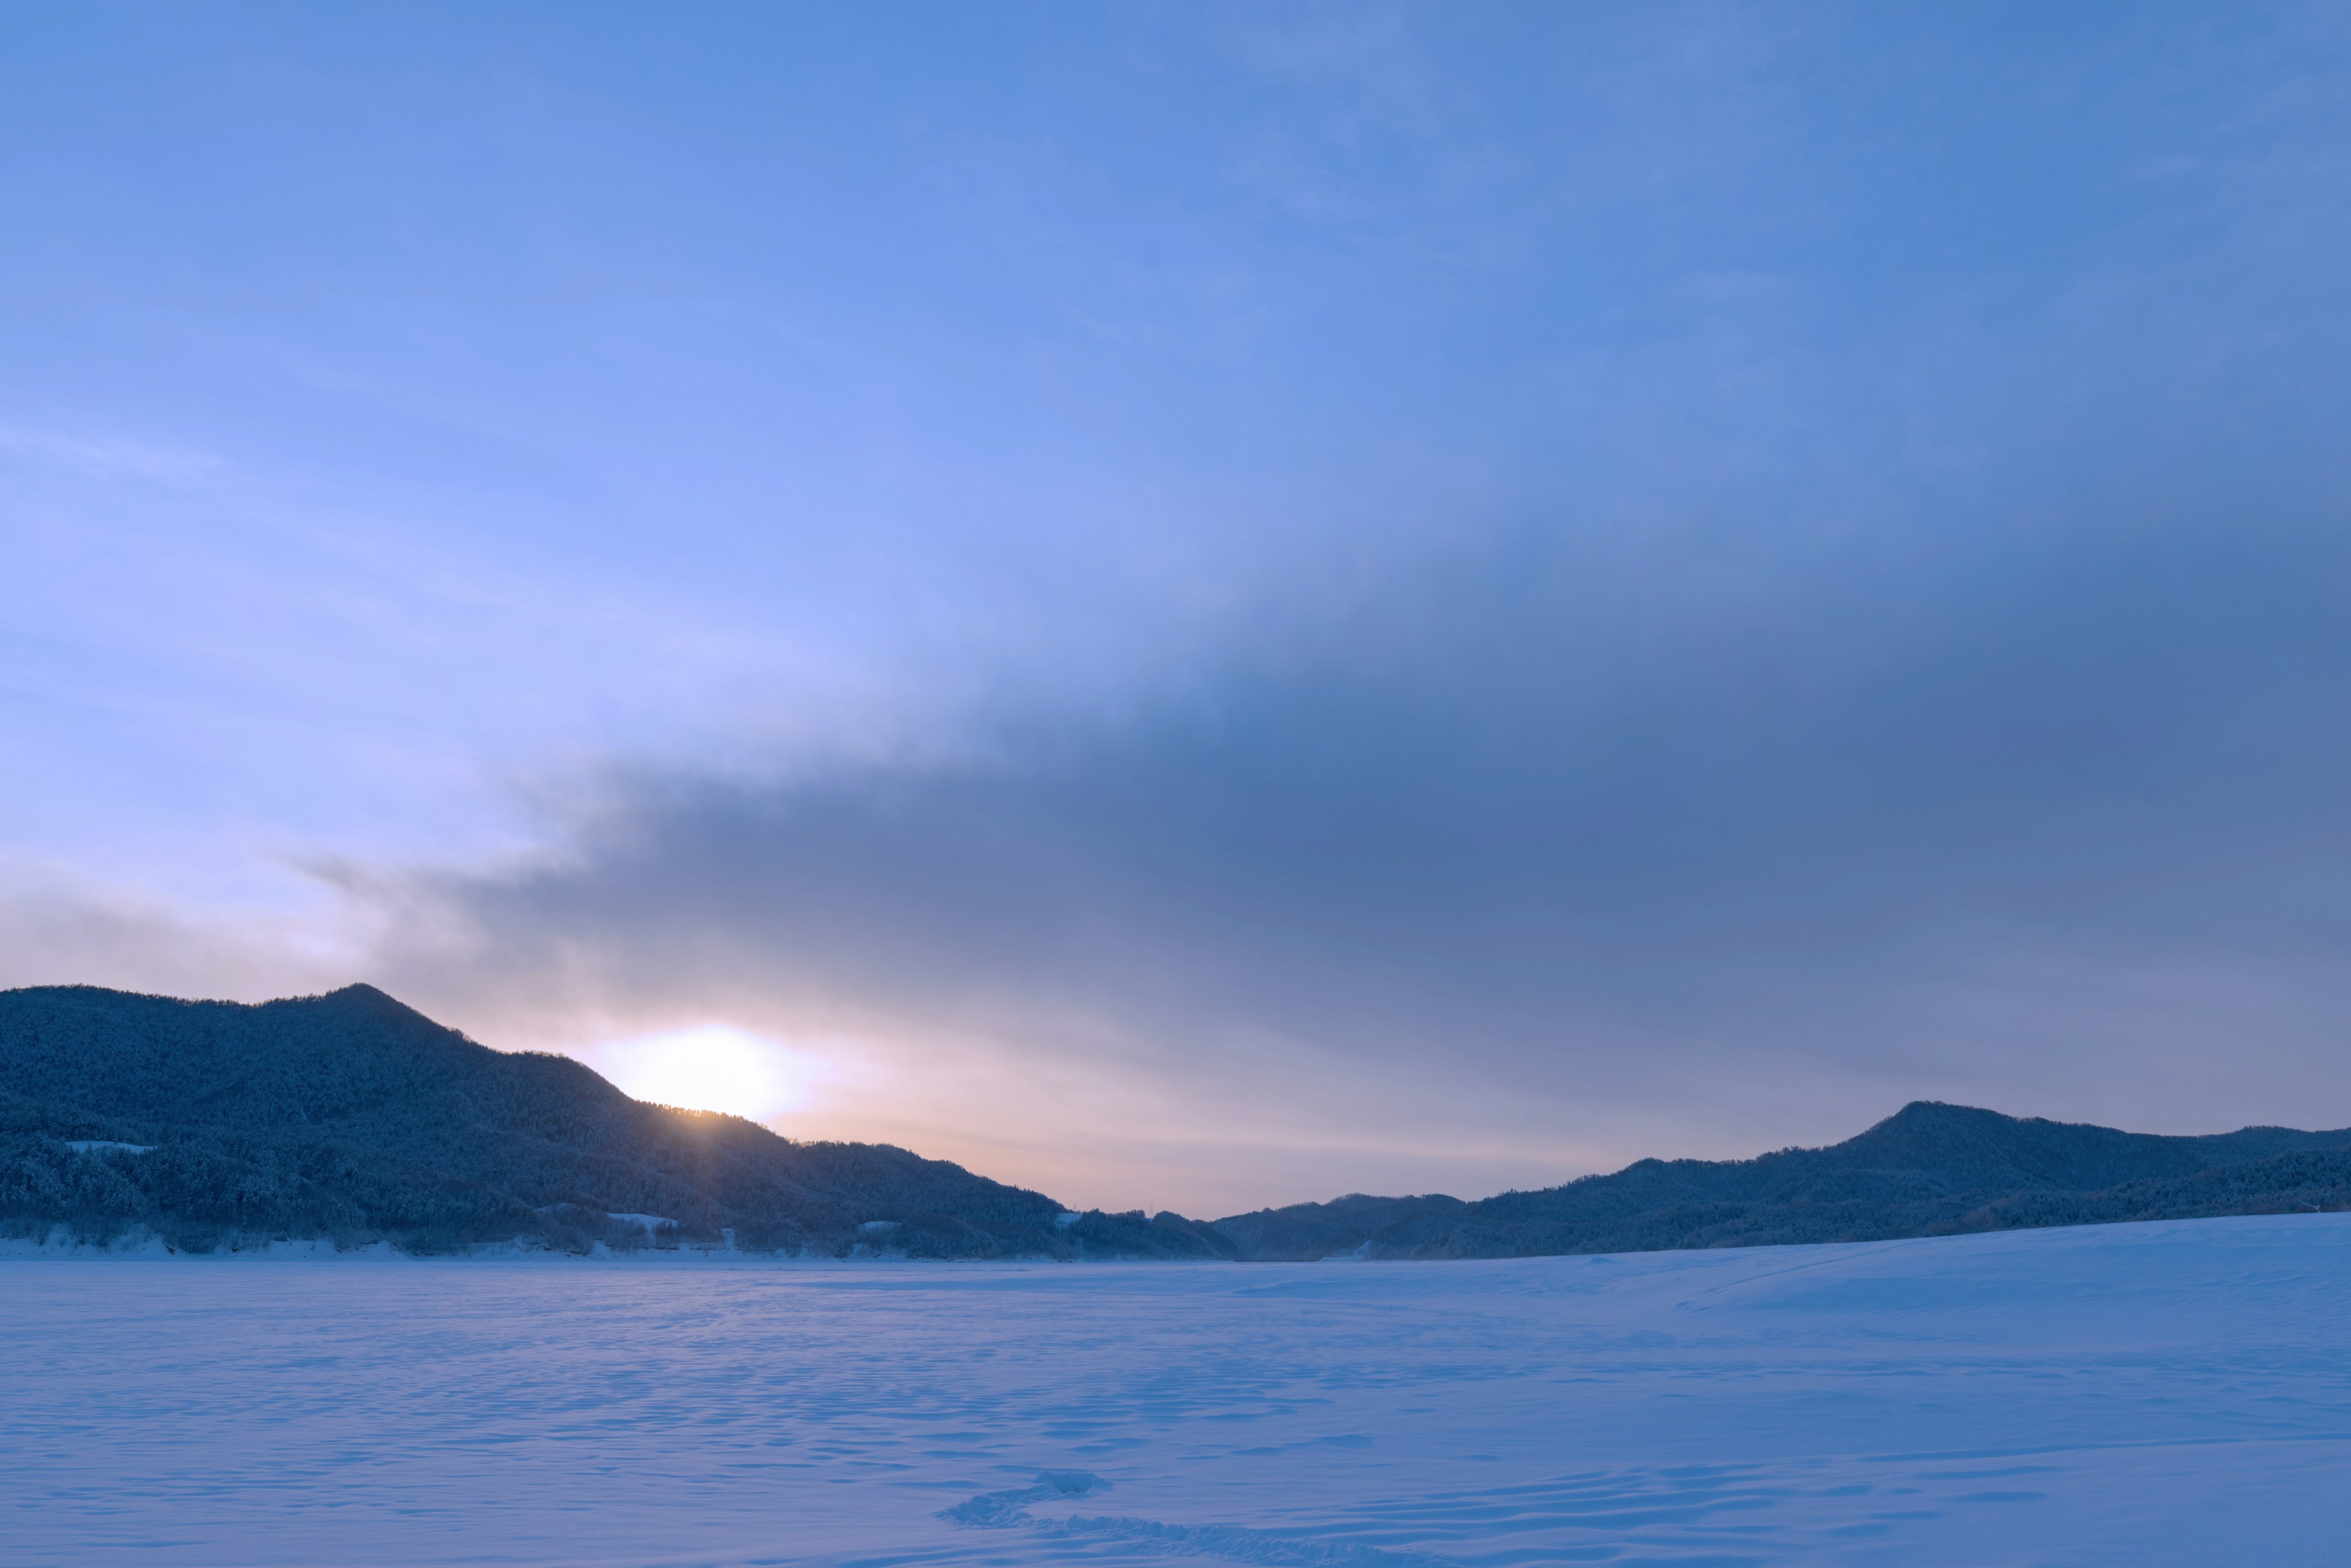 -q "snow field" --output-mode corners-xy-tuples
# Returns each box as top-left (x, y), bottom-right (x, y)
(4, 1213), (2347, 1565)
